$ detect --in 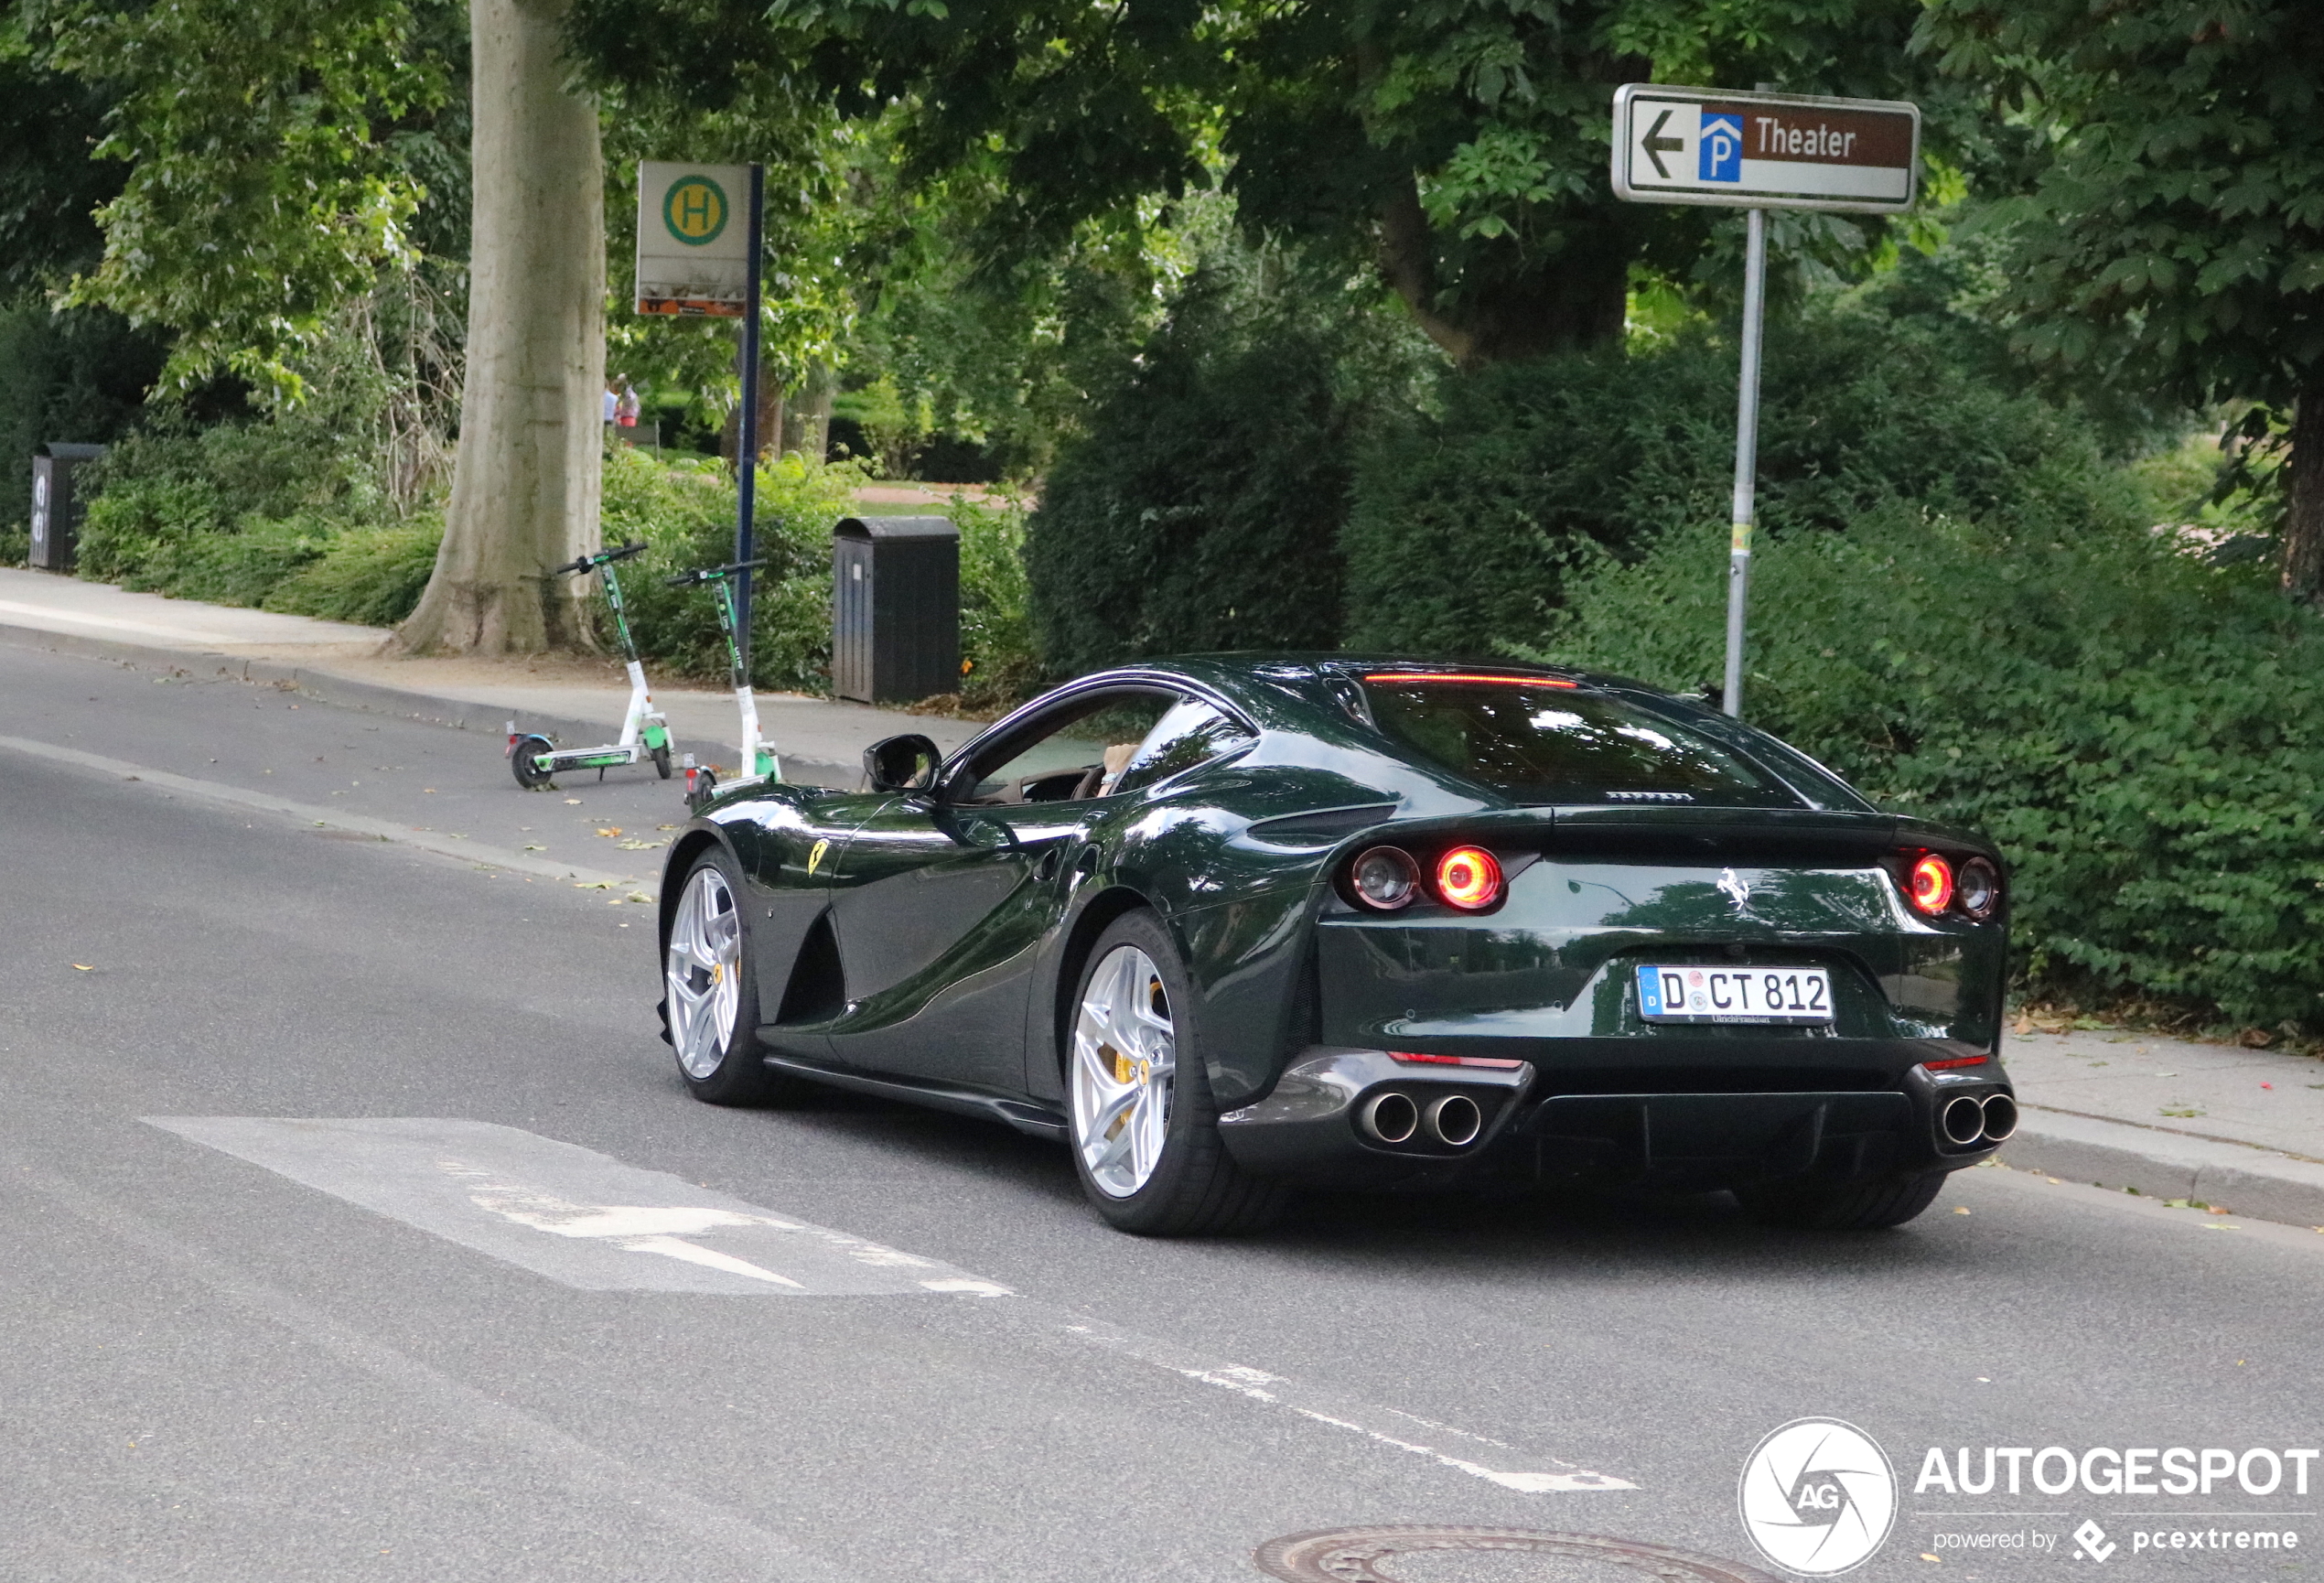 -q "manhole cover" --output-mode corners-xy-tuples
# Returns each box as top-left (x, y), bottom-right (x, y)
(1253, 1527), (1781, 1583)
